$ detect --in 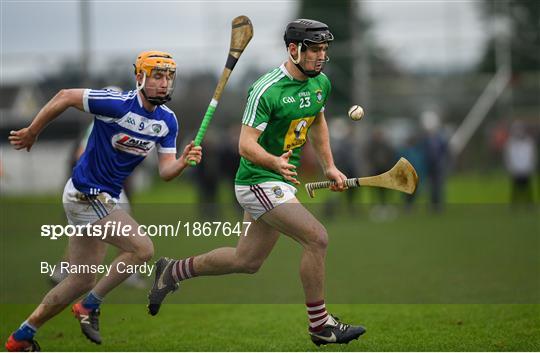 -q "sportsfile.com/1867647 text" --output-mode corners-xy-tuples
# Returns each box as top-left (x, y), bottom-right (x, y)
(40, 221), (252, 240)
